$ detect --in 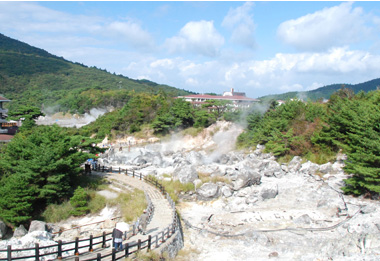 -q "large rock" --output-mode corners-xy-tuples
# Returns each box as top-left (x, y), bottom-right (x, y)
(0, 220), (7, 239)
(173, 165), (198, 184)
(261, 184), (278, 200)
(300, 161), (319, 174)
(13, 225), (28, 238)
(28, 220), (47, 233)
(230, 167), (261, 191)
(262, 160), (283, 177)
(196, 183), (219, 200)
(186, 151), (204, 165)
(221, 186), (232, 198)
(287, 156), (302, 172)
